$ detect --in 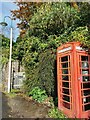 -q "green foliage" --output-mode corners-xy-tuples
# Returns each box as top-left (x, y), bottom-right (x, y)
(0, 34), (10, 66)
(37, 49), (57, 96)
(69, 26), (90, 47)
(48, 107), (66, 119)
(24, 49), (57, 97)
(54, 97), (58, 106)
(29, 87), (48, 103)
(11, 2), (42, 35)
(11, 2), (90, 100)
(1, 34), (10, 47)
(78, 3), (90, 26)
(1, 57), (8, 65)
(5, 89), (21, 98)
(11, 89), (21, 93)
(29, 3), (78, 39)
